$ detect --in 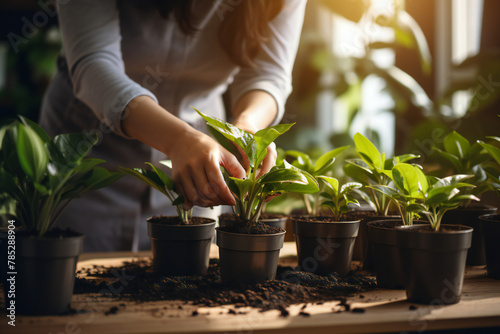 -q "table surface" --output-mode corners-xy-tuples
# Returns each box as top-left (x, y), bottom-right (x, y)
(1, 242), (500, 334)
